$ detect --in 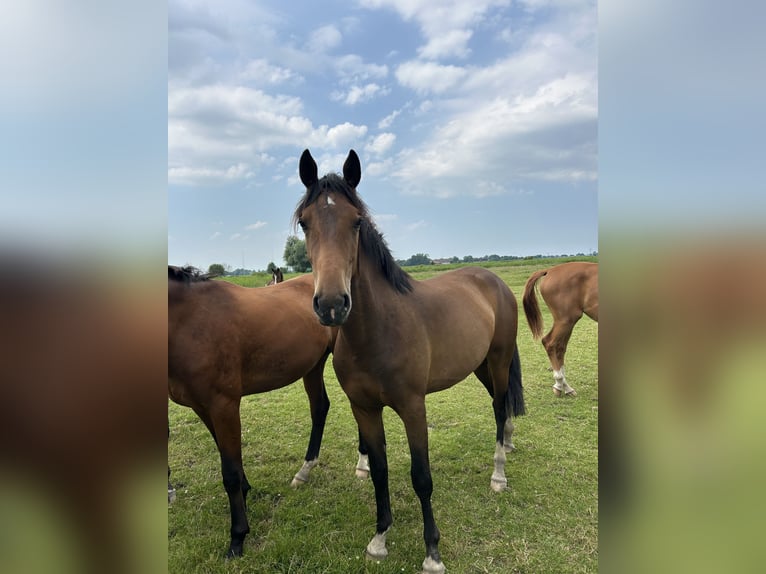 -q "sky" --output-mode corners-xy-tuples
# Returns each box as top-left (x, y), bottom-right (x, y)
(168, 0), (597, 271)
